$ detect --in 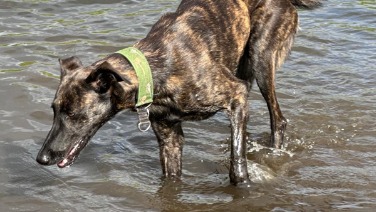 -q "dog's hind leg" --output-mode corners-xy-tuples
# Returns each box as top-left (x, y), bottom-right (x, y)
(152, 121), (184, 178)
(247, 1), (298, 148)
